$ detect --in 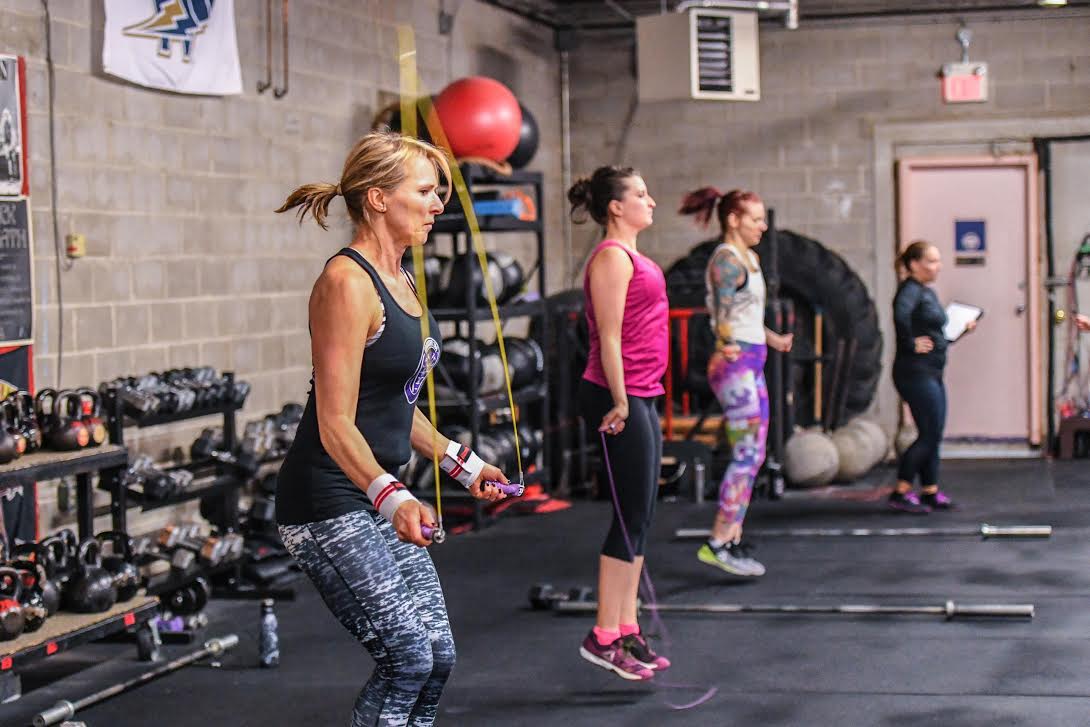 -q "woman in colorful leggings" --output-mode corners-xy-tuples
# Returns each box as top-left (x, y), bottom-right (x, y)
(274, 131), (508, 726)
(679, 188), (793, 577)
